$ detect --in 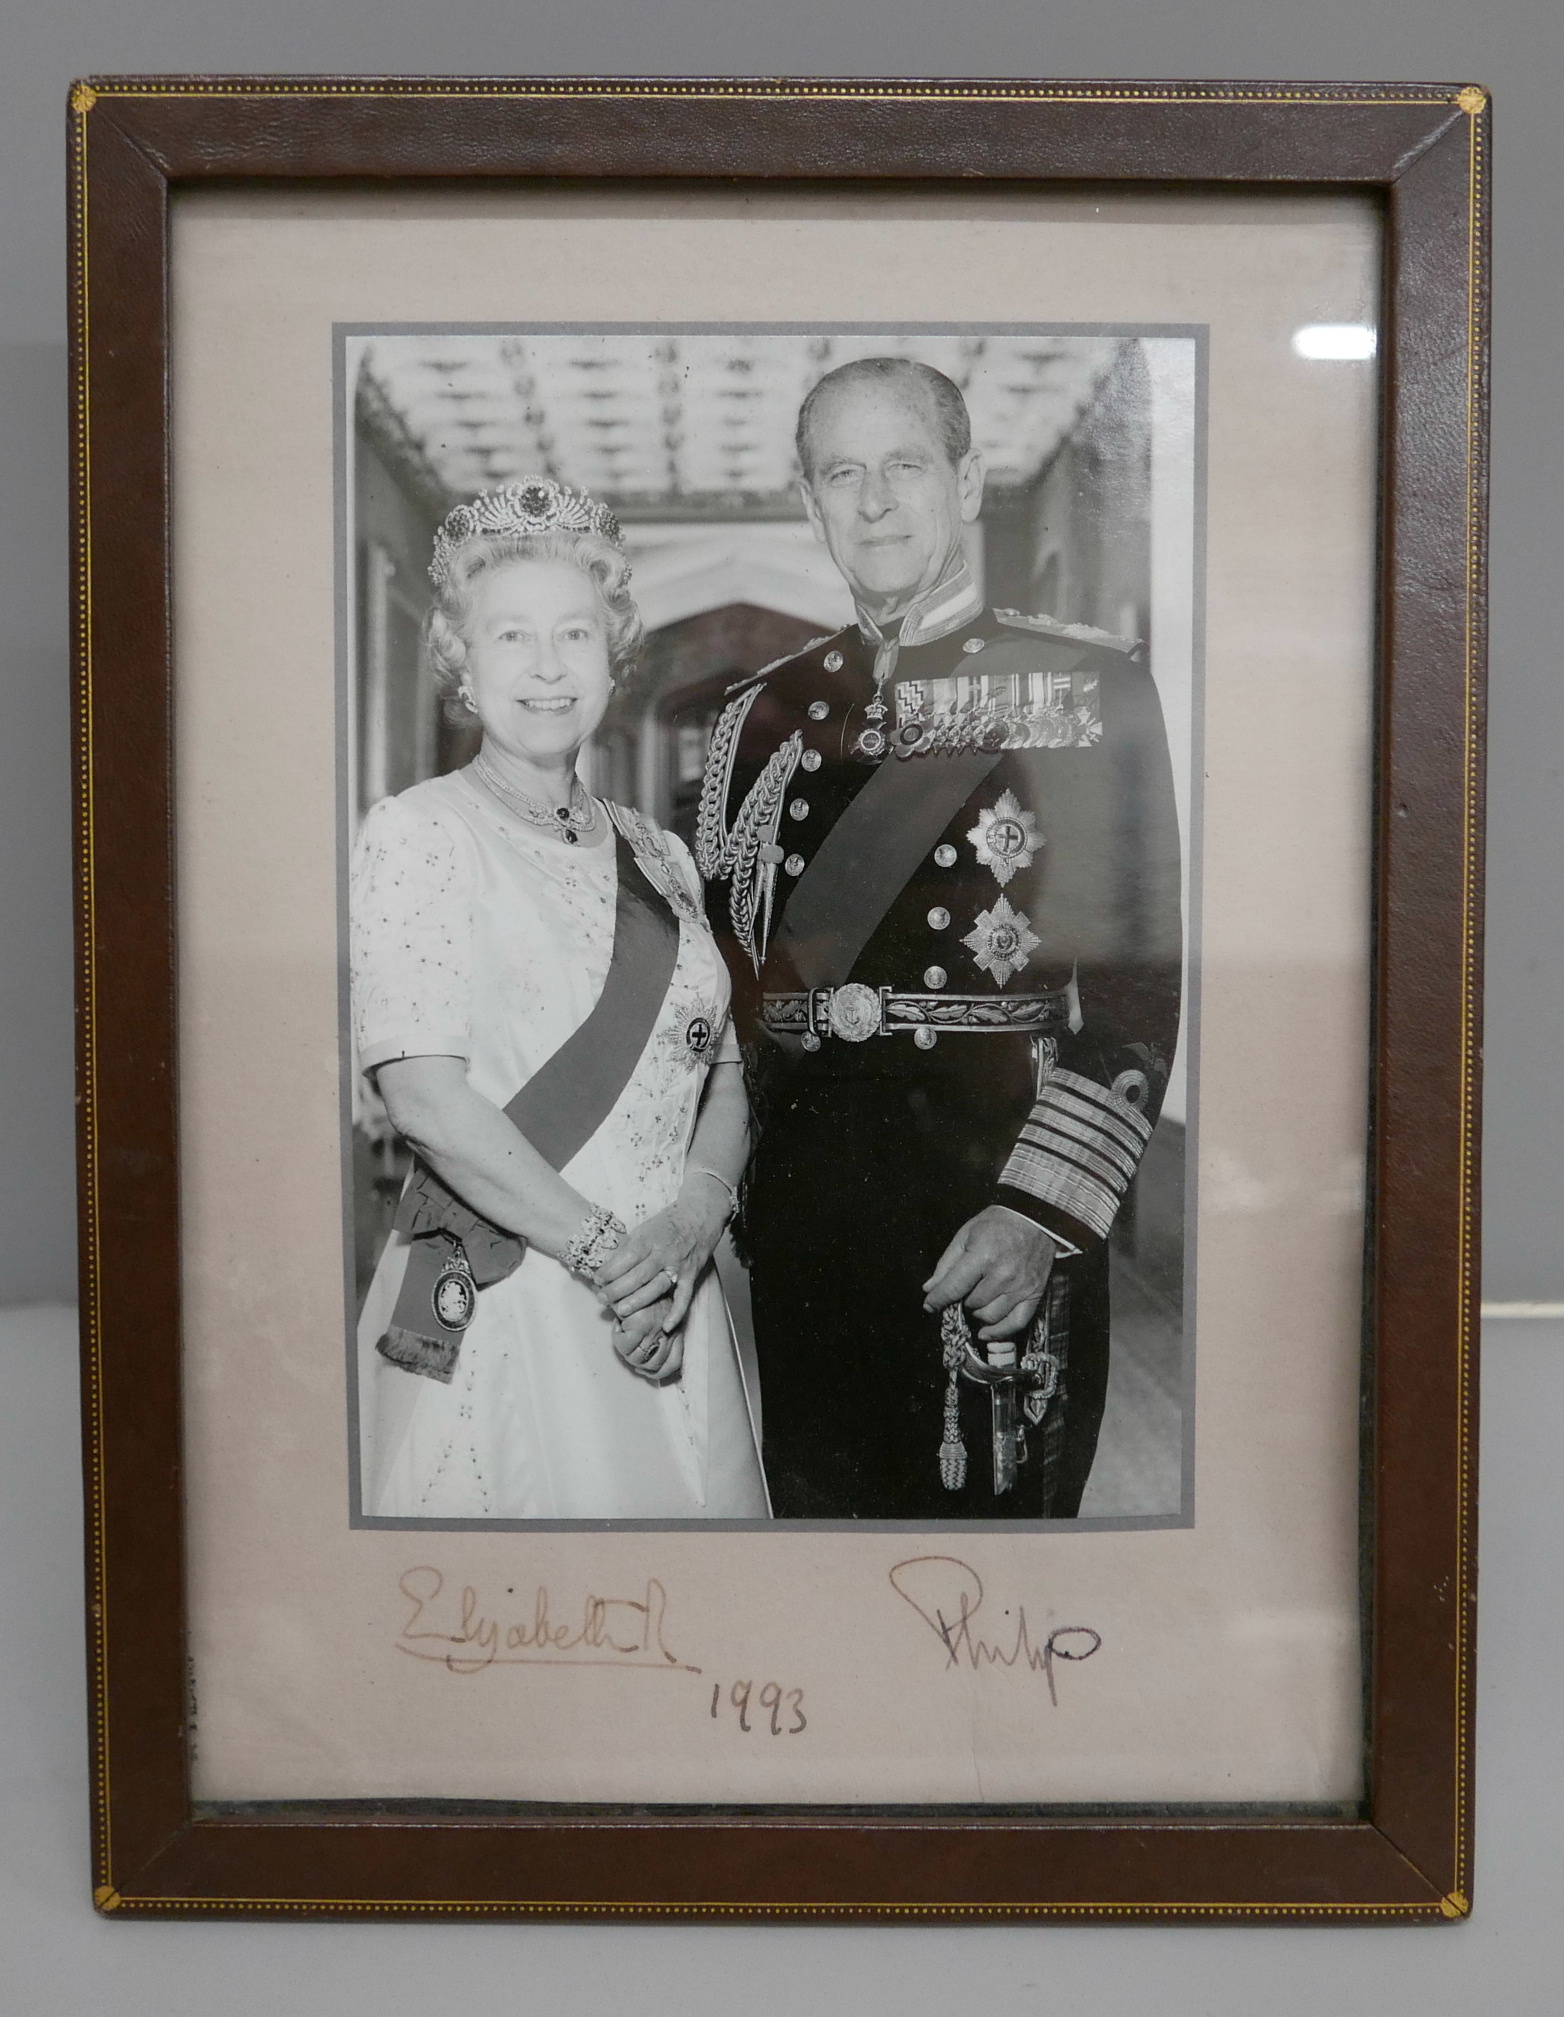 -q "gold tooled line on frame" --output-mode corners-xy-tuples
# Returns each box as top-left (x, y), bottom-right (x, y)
(71, 88), (115, 1911)
(70, 77), (1459, 107)
(1447, 92), (1488, 1914)
(96, 1894), (1453, 1919)
(72, 74), (1484, 1922)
